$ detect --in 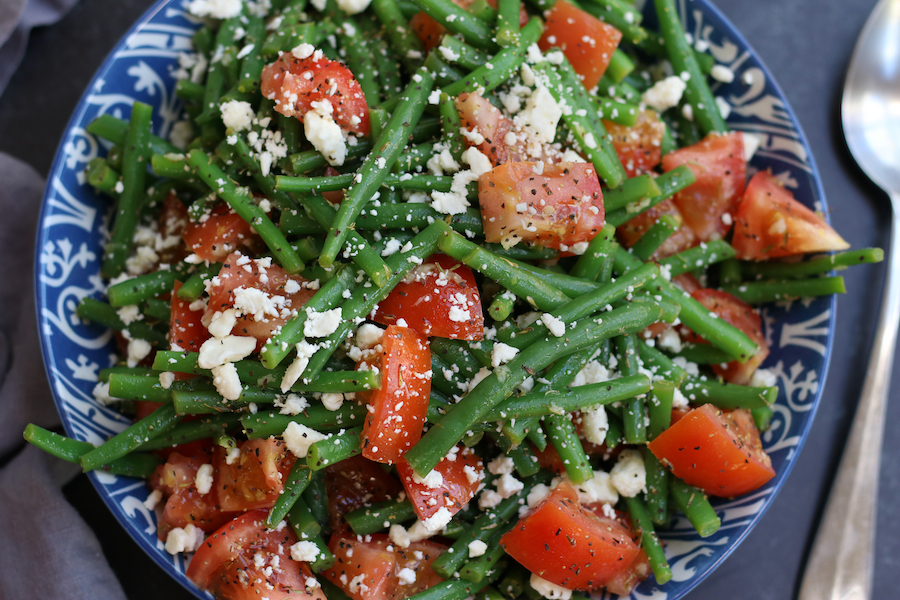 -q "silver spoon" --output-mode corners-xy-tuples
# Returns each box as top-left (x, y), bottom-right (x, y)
(798, 0), (900, 598)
